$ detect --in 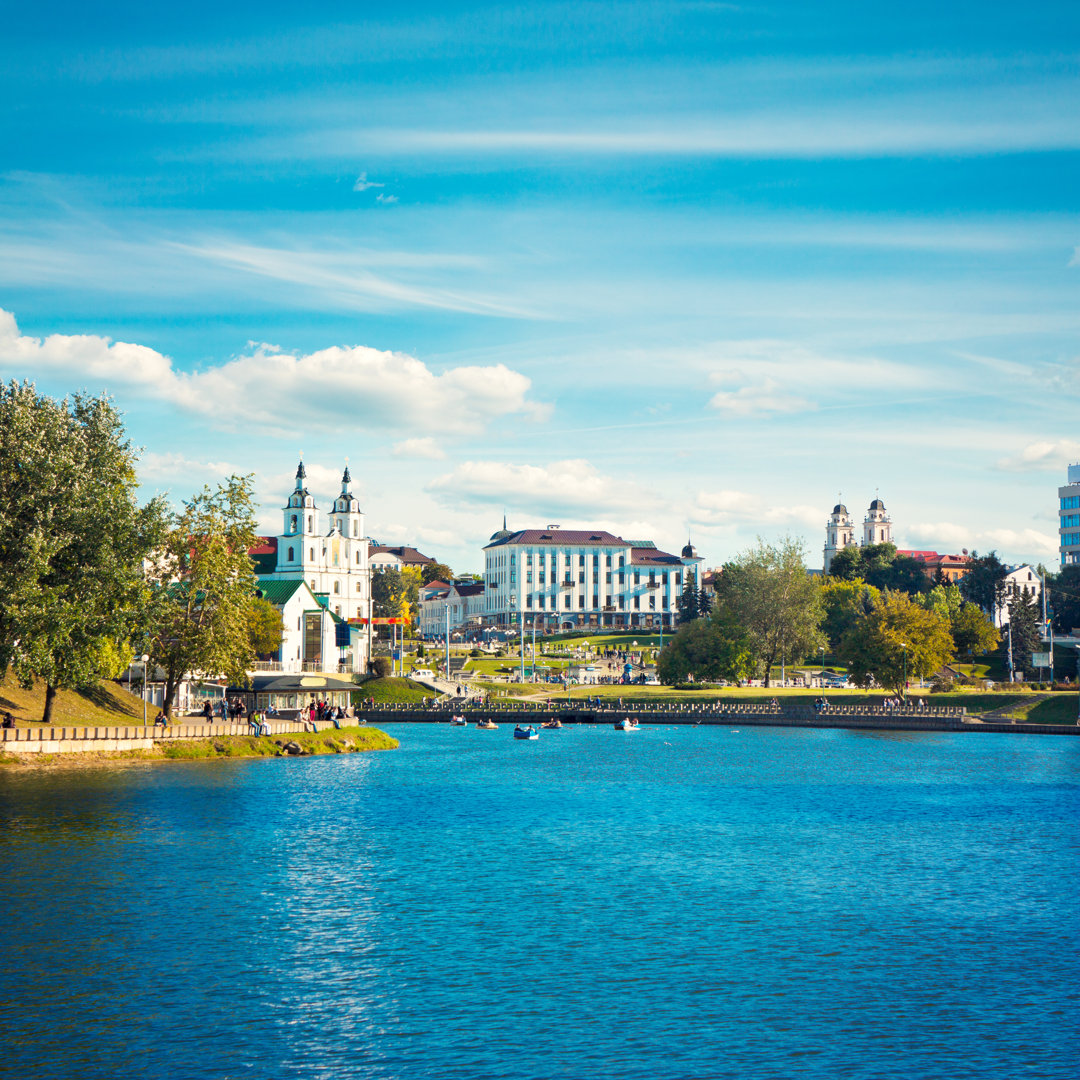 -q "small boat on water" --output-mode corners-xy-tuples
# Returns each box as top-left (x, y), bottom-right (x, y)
(450, 715), (468, 726)
(476, 719), (498, 729)
(614, 718), (640, 731)
(514, 724), (539, 740)
(541, 719), (562, 729)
